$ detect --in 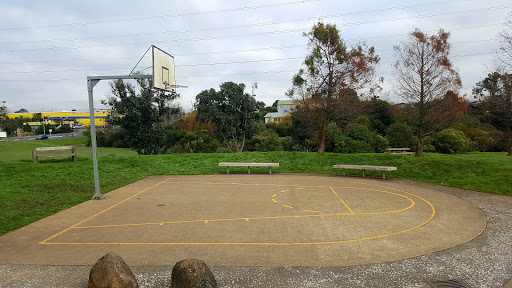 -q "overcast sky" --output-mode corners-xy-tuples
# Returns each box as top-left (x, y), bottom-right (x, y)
(0, 0), (510, 113)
